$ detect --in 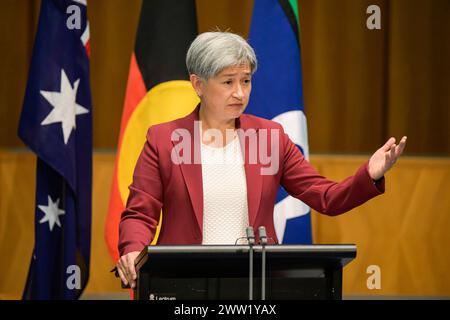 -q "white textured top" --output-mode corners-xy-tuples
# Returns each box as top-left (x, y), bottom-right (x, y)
(201, 135), (249, 245)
